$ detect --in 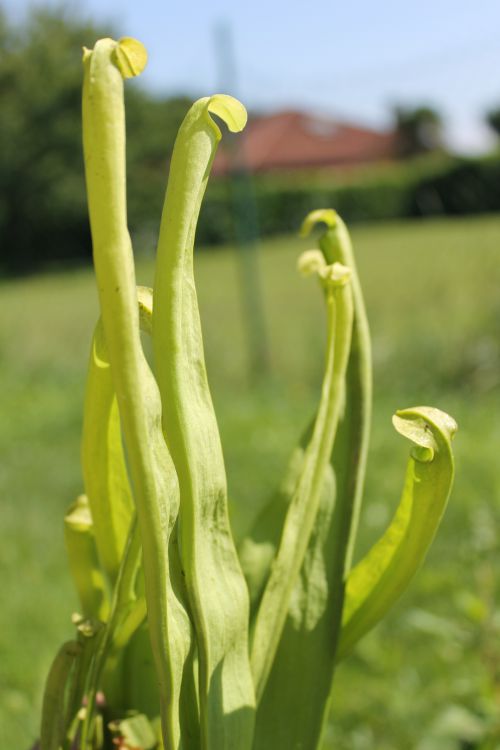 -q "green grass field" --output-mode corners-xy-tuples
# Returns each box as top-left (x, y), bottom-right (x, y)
(1, 215), (500, 749)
